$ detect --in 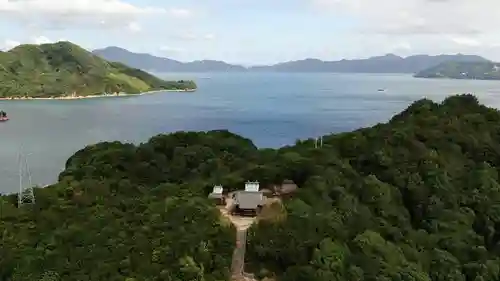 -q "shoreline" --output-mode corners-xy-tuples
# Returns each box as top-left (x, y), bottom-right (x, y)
(0, 88), (197, 101)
